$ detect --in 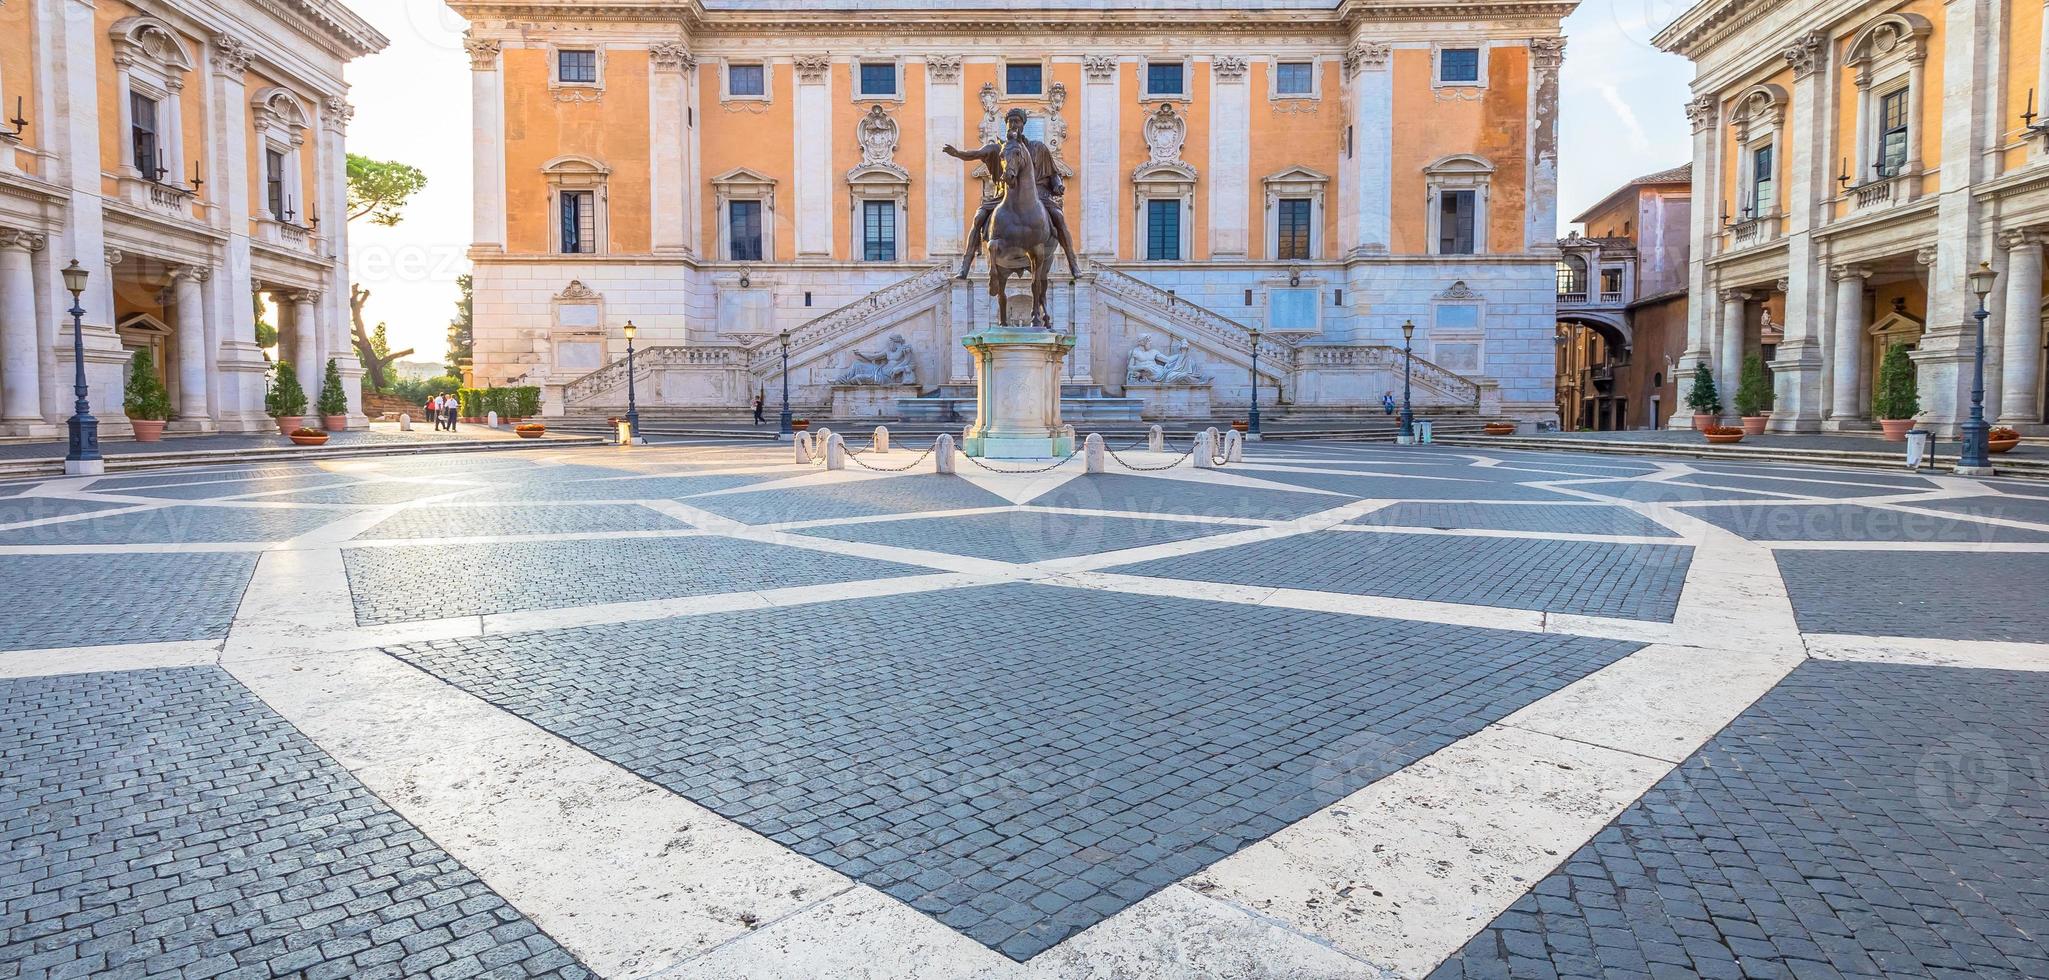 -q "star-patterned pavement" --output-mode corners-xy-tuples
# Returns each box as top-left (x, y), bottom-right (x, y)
(0, 436), (2043, 978)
